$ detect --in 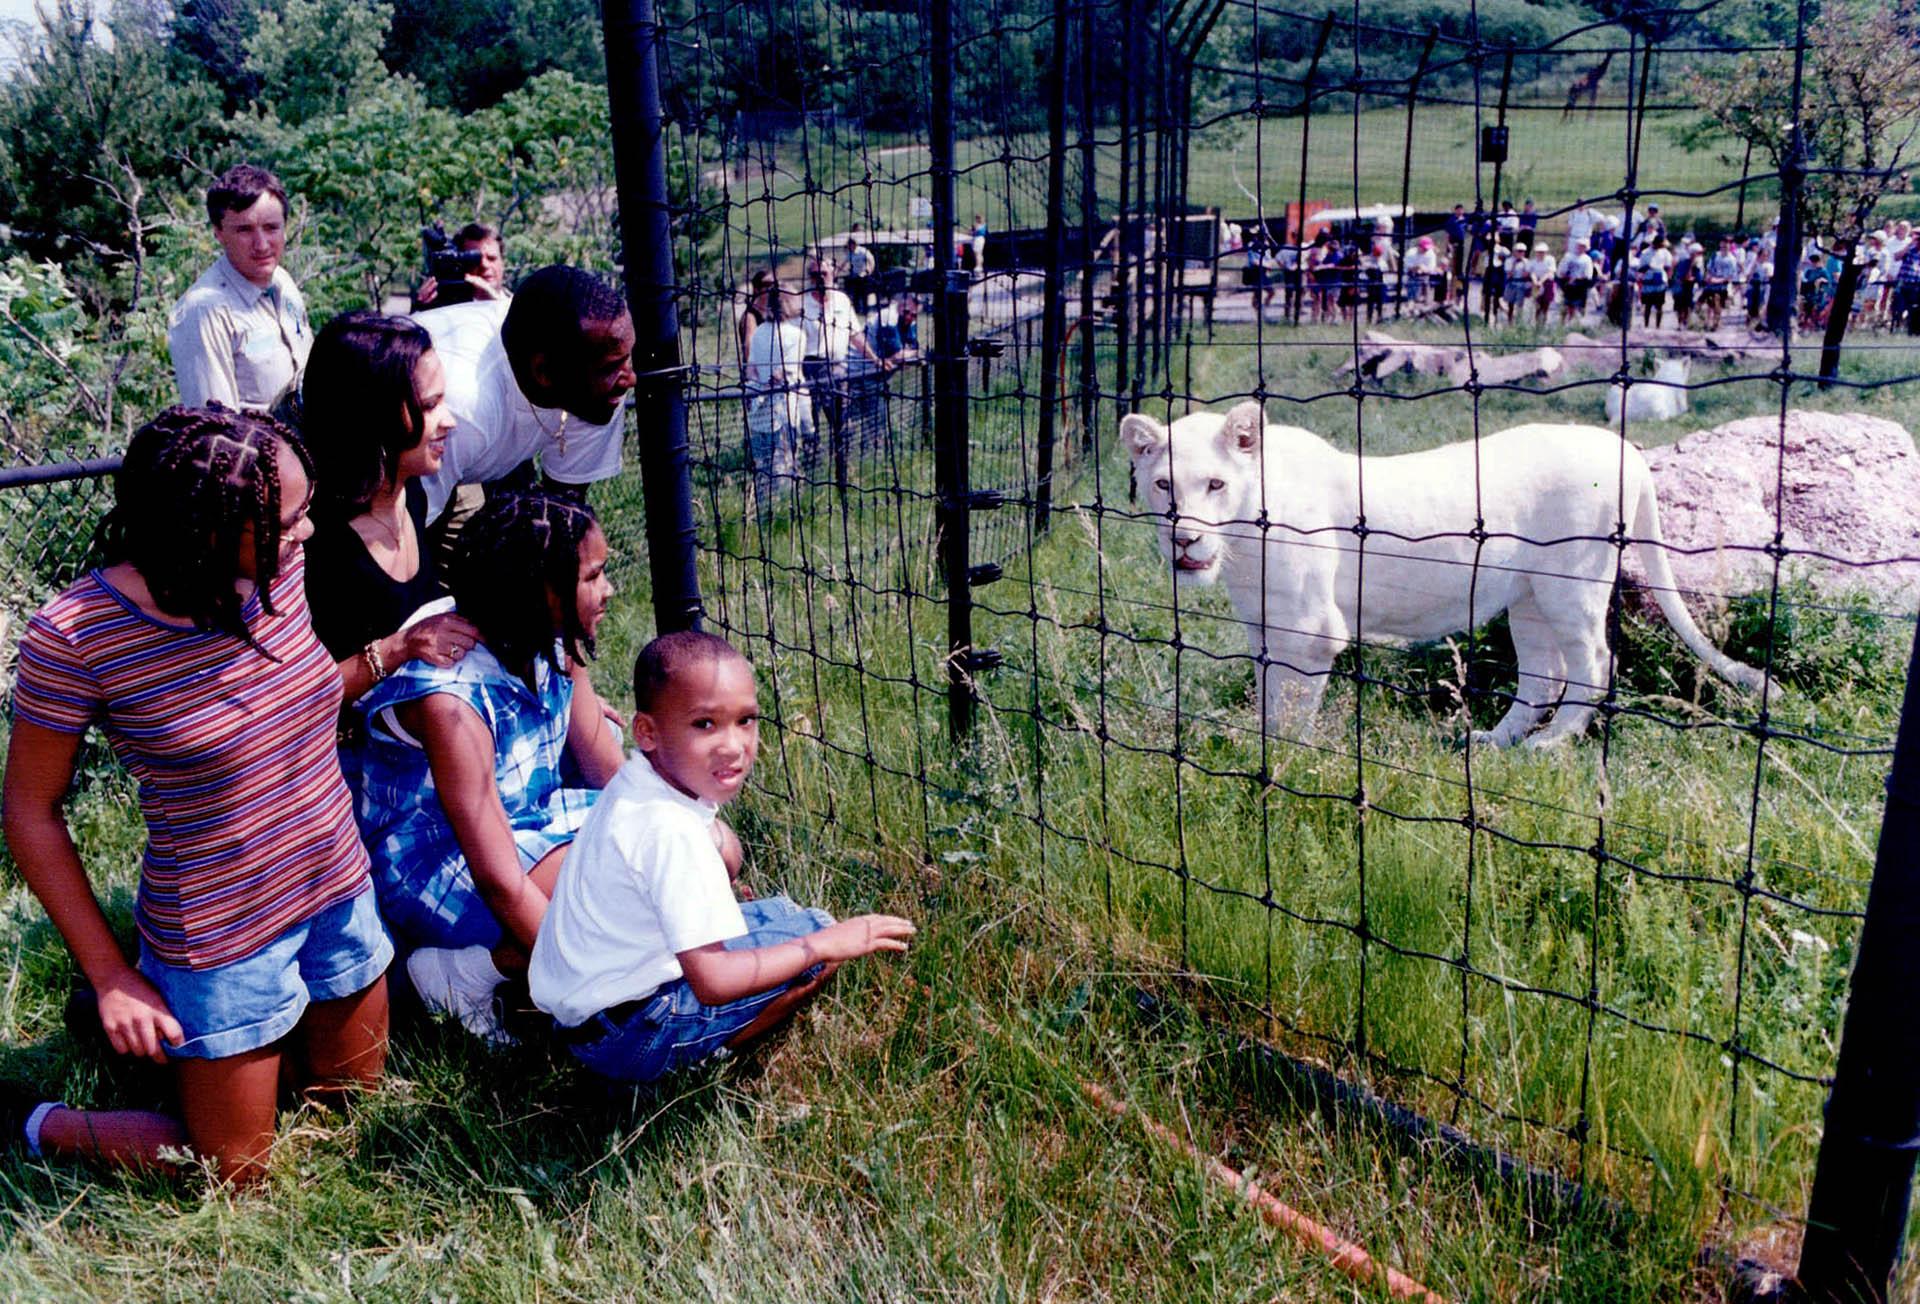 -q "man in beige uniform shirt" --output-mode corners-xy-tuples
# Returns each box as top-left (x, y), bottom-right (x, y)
(168, 163), (310, 413)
